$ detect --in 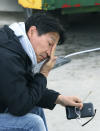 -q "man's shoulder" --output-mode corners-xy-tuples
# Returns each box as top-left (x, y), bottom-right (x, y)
(0, 25), (9, 42)
(0, 25), (27, 59)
